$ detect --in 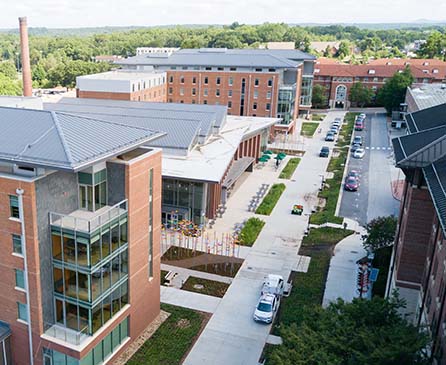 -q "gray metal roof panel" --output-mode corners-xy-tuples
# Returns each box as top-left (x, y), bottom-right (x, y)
(116, 48), (311, 68)
(410, 103), (446, 132)
(395, 126), (446, 161)
(0, 107), (164, 170)
(423, 157), (446, 233)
